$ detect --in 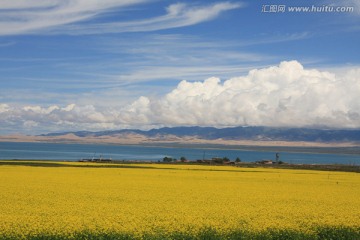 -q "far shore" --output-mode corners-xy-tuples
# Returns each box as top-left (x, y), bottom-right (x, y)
(1, 133), (360, 147)
(1, 133), (360, 156)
